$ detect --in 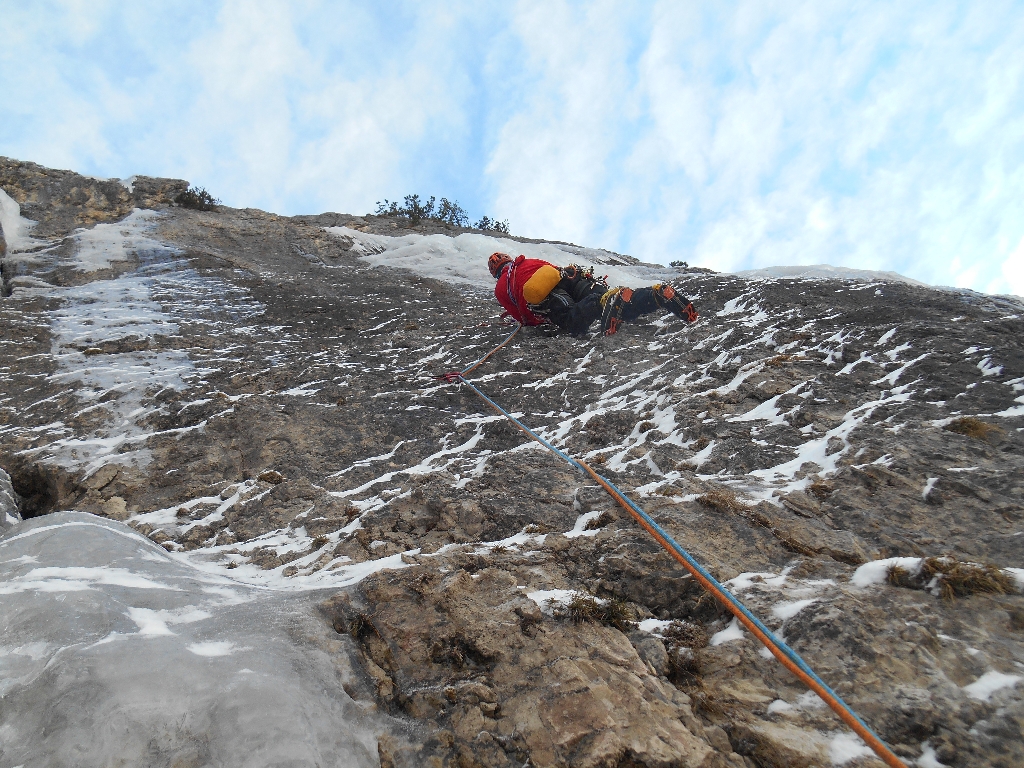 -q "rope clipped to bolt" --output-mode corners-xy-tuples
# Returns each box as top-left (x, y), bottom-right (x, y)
(439, 320), (908, 768)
